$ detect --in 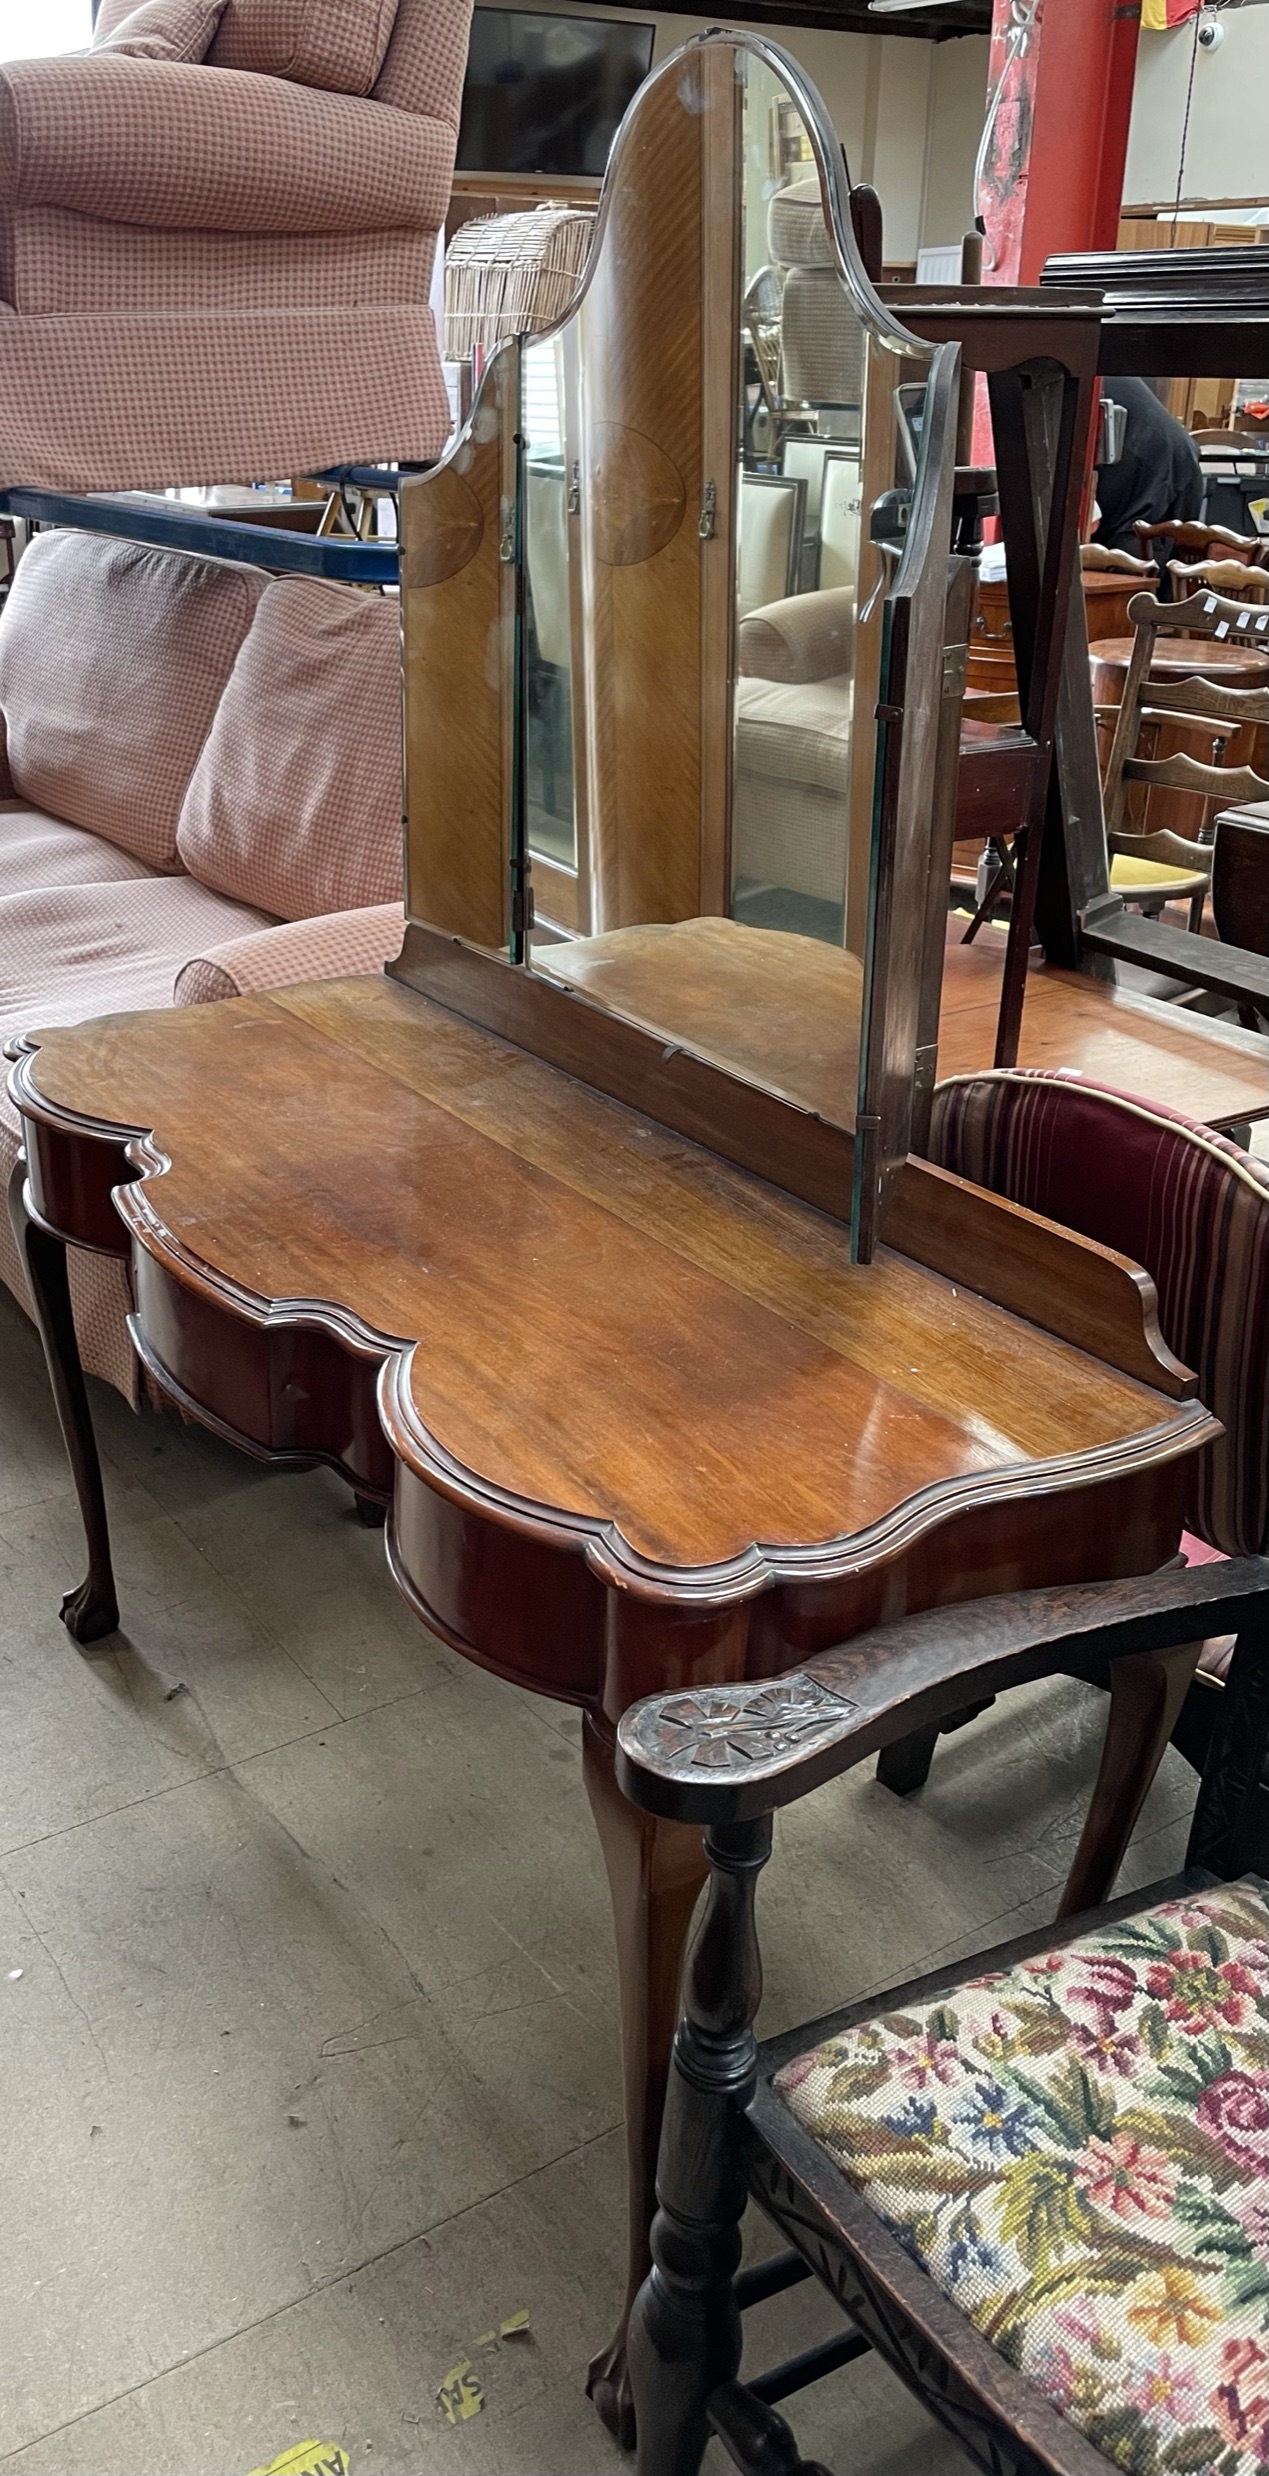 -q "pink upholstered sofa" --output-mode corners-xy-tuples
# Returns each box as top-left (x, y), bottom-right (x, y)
(0, 0), (472, 488)
(0, 527), (405, 1399)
